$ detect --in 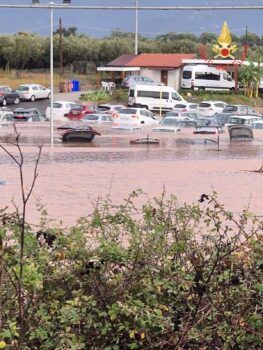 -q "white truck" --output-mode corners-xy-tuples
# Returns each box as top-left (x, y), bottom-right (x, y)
(181, 65), (235, 91)
(128, 84), (186, 112)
